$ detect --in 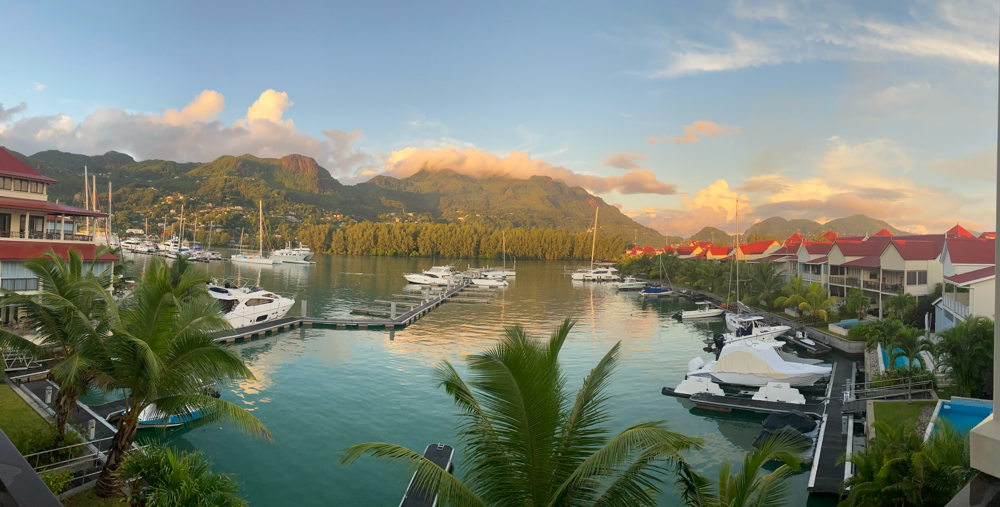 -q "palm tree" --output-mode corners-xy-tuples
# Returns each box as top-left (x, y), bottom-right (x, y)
(889, 327), (931, 401)
(91, 258), (272, 498)
(340, 318), (705, 507)
(839, 420), (972, 507)
(841, 289), (870, 321)
(935, 316), (994, 398)
(694, 261), (728, 296)
(120, 444), (248, 507)
(798, 283), (837, 323)
(0, 248), (114, 440)
(676, 432), (806, 507)
(773, 275), (808, 315)
(677, 259), (700, 287)
(741, 260), (786, 309)
(884, 290), (917, 320)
